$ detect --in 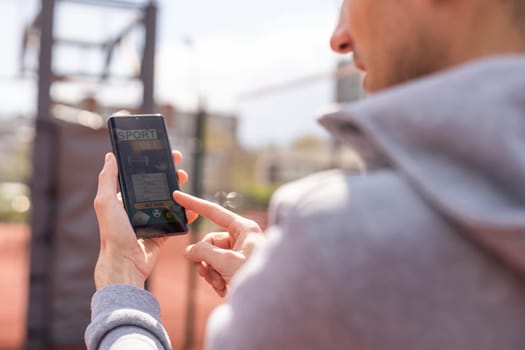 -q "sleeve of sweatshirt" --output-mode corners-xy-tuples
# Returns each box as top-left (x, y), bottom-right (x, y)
(85, 284), (172, 350)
